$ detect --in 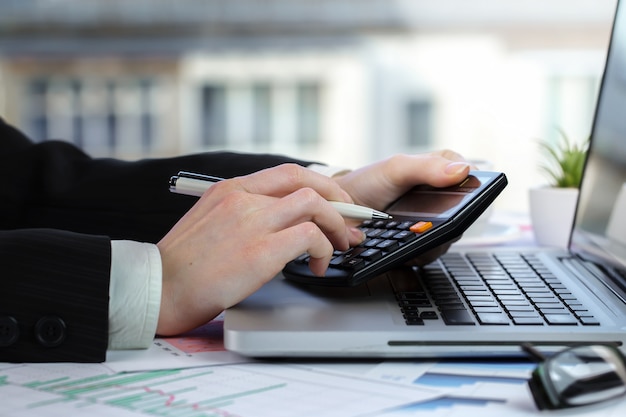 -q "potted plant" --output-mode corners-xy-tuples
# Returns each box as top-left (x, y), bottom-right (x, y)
(529, 129), (589, 247)
(537, 129), (587, 188)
